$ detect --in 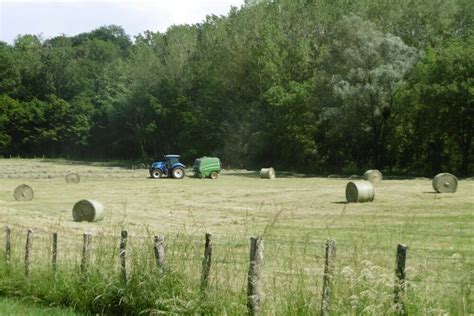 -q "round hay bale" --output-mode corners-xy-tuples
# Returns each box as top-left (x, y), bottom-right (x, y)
(260, 167), (276, 179)
(432, 173), (458, 193)
(346, 181), (374, 203)
(66, 172), (80, 184)
(363, 169), (383, 183)
(14, 184), (34, 201)
(72, 199), (105, 222)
